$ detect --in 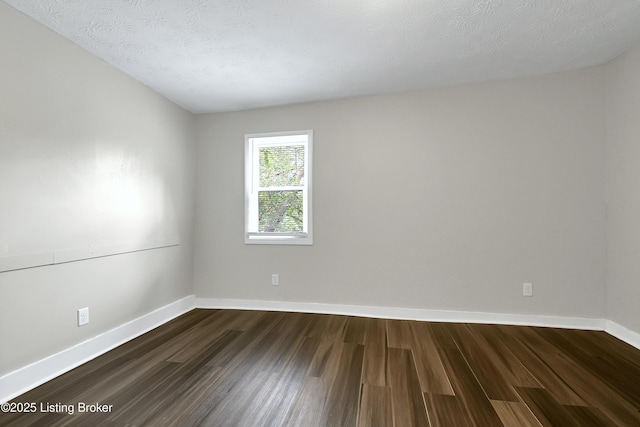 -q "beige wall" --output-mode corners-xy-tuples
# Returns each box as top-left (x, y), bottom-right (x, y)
(0, 3), (195, 375)
(194, 68), (607, 319)
(605, 42), (640, 333)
